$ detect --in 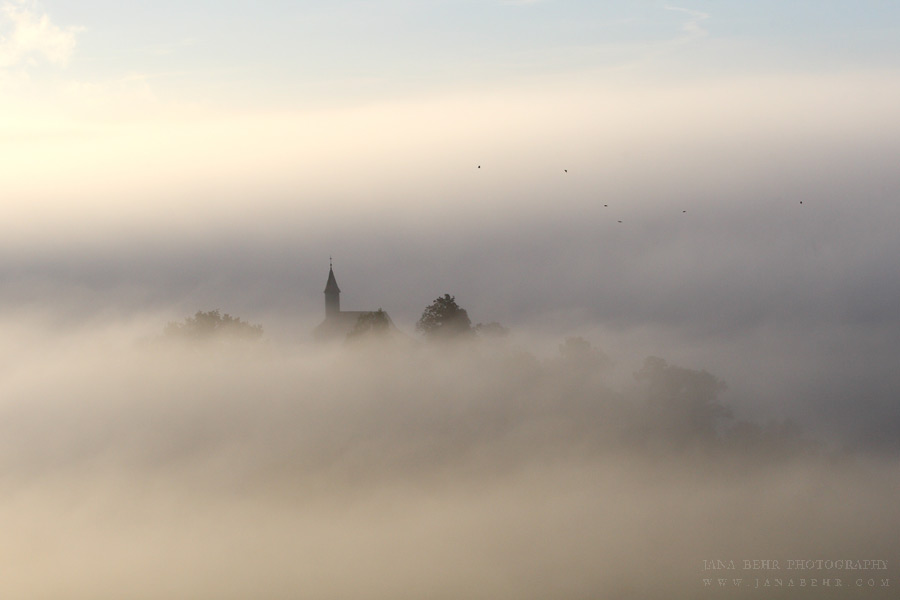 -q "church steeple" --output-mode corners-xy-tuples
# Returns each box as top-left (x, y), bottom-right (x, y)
(324, 259), (340, 317)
